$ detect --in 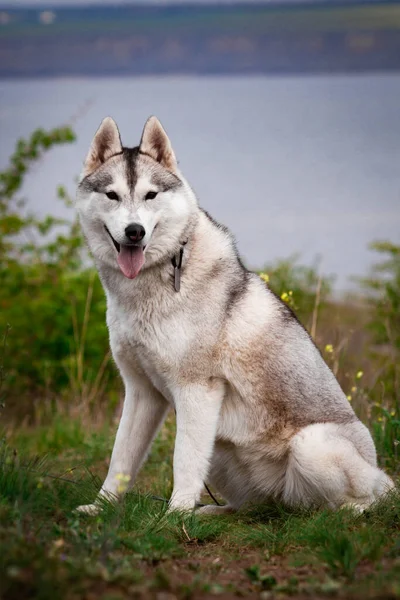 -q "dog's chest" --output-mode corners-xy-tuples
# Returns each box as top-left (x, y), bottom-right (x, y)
(107, 301), (211, 400)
